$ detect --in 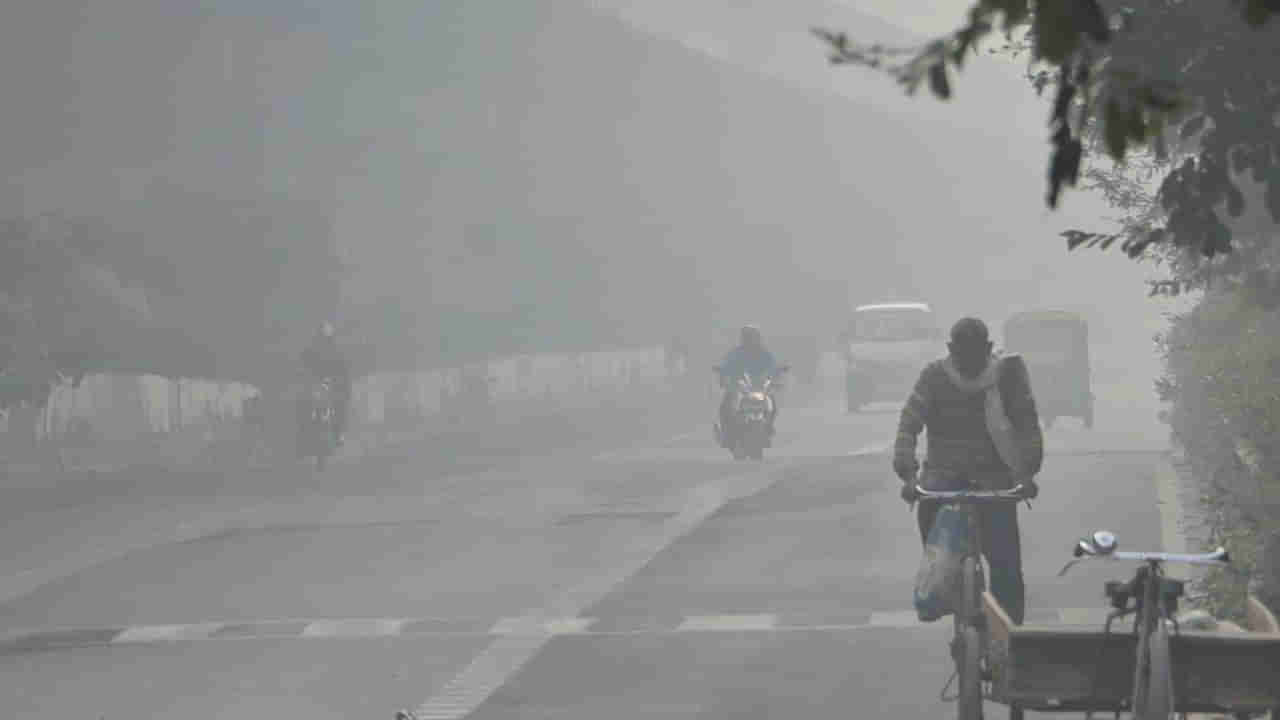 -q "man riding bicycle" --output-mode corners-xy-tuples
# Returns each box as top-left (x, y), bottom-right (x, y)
(894, 317), (1044, 625)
